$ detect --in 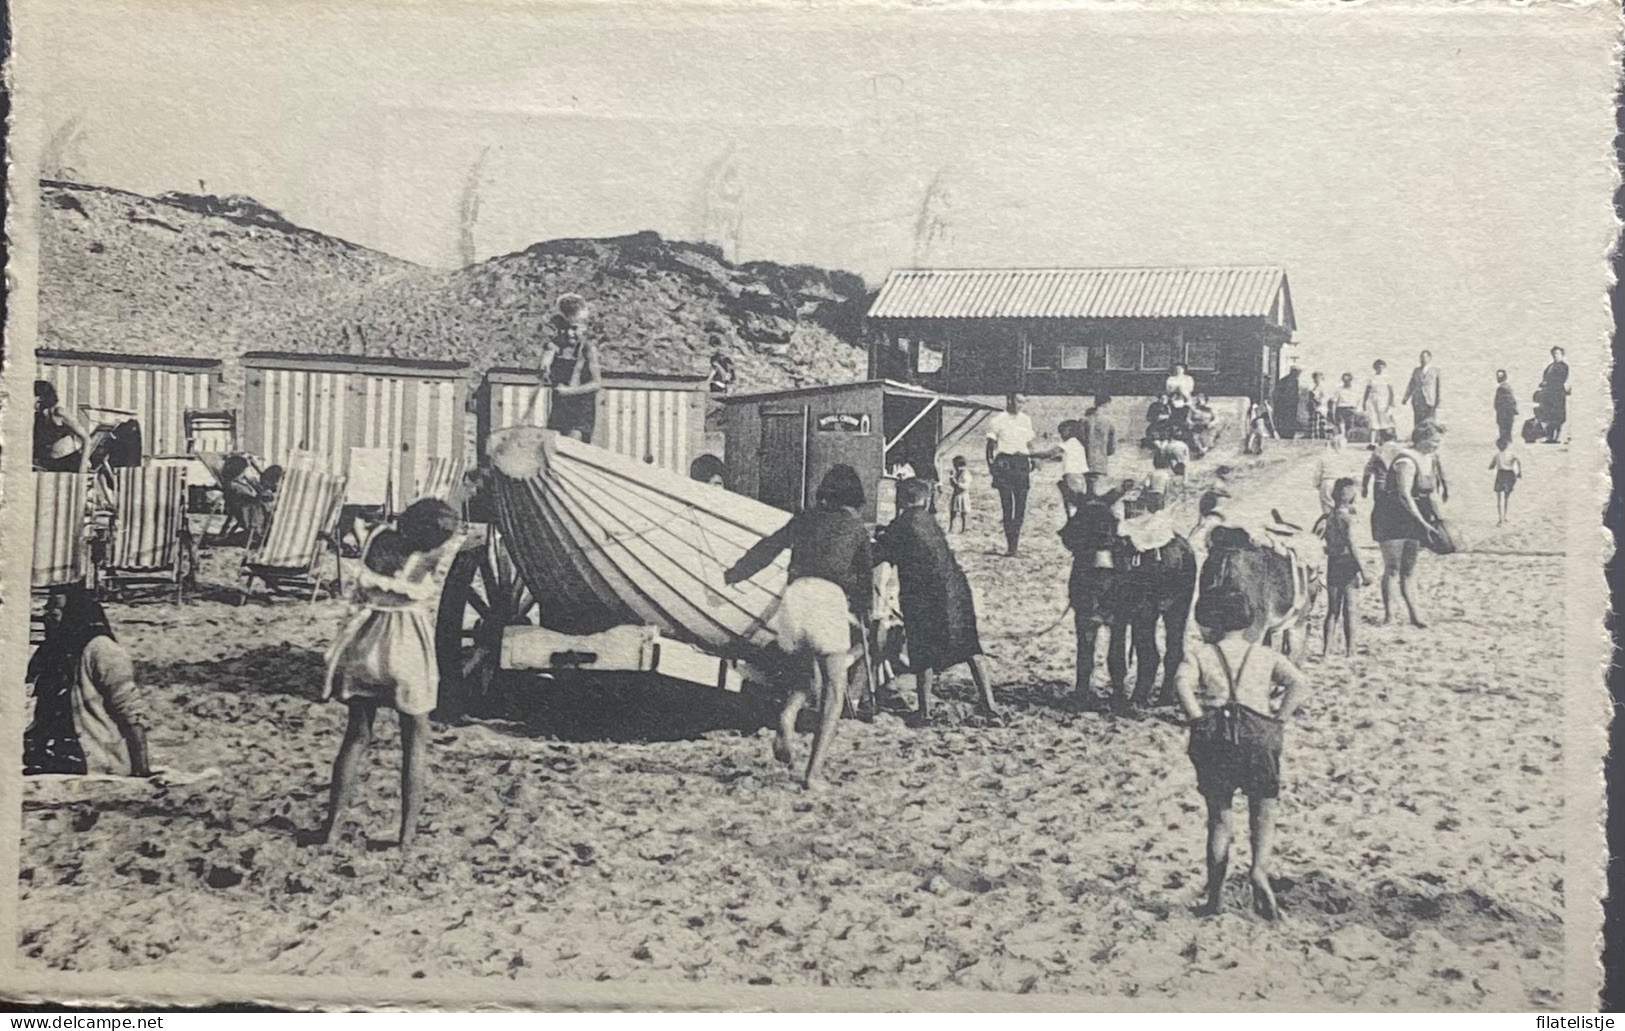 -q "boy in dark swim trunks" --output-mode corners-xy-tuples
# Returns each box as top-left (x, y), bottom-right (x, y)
(1173, 586), (1311, 921)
